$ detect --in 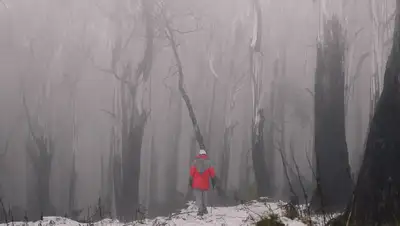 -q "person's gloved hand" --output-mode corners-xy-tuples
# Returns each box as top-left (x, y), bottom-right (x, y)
(189, 177), (193, 187)
(211, 177), (216, 189)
